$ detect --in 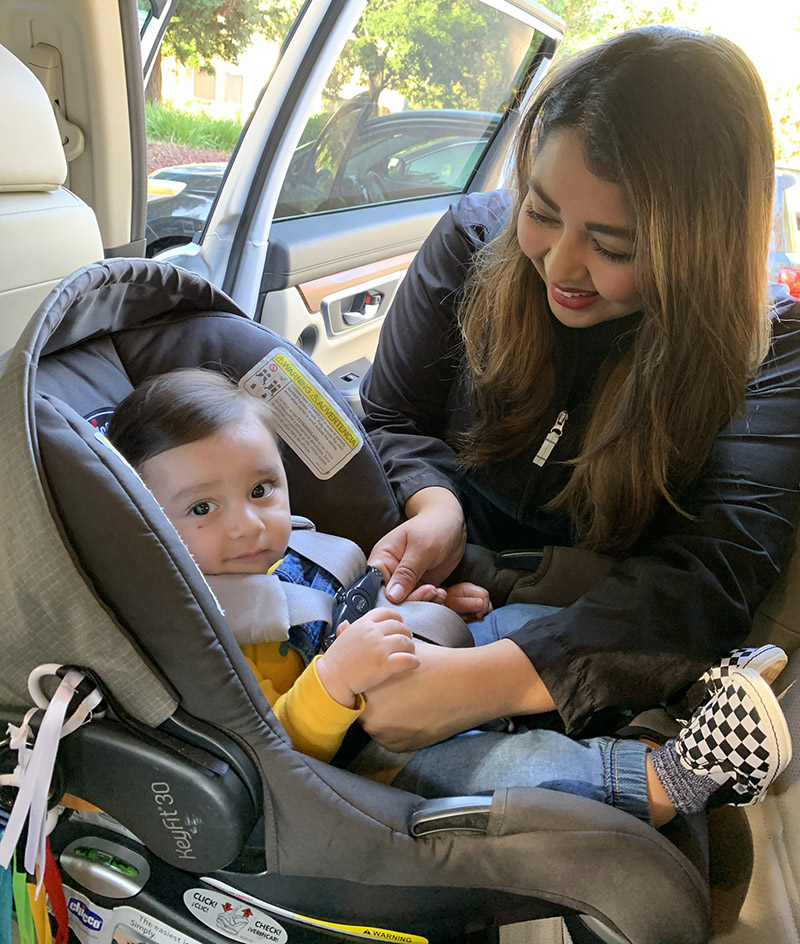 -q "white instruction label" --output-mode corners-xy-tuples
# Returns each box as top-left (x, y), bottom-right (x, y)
(240, 349), (362, 480)
(183, 889), (287, 944)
